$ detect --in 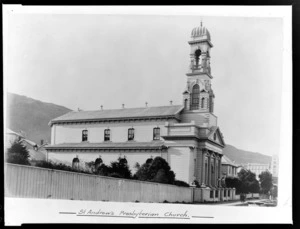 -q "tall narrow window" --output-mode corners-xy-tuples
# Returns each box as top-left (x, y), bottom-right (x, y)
(128, 128), (135, 141)
(191, 84), (200, 110)
(194, 158), (197, 177)
(195, 49), (201, 68)
(205, 158), (208, 185)
(153, 127), (160, 140)
(82, 130), (88, 142)
(201, 97), (205, 108)
(184, 99), (188, 109)
(104, 129), (110, 141)
(214, 133), (217, 140)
